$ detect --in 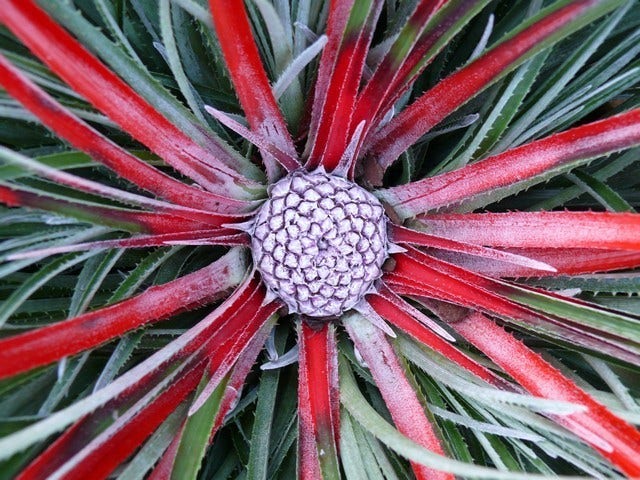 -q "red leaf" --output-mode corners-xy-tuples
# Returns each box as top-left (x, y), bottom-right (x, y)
(353, 0), (467, 152)
(368, 1), (622, 178)
(150, 301), (276, 479)
(190, 296), (281, 415)
(43, 362), (204, 480)
(345, 313), (453, 480)
(209, 317), (279, 438)
(7, 230), (247, 260)
(17, 275), (265, 479)
(0, 250), (246, 380)
(0, 53), (245, 213)
(391, 224), (556, 272)
(367, 287), (513, 390)
(147, 423), (185, 480)
(388, 250), (537, 321)
(298, 322), (341, 479)
(453, 313), (640, 477)
(209, 0), (298, 180)
(205, 105), (300, 172)
(427, 247), (640, 277)
(0, 0), (258, 197)
(380, 108), (640, 218)
(304, 0), (355, 160)
(415, 211), (640, 250)
(0, 184), (215, 234)
(305, 0), (384, 172)
(388, 249), (640, 365)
